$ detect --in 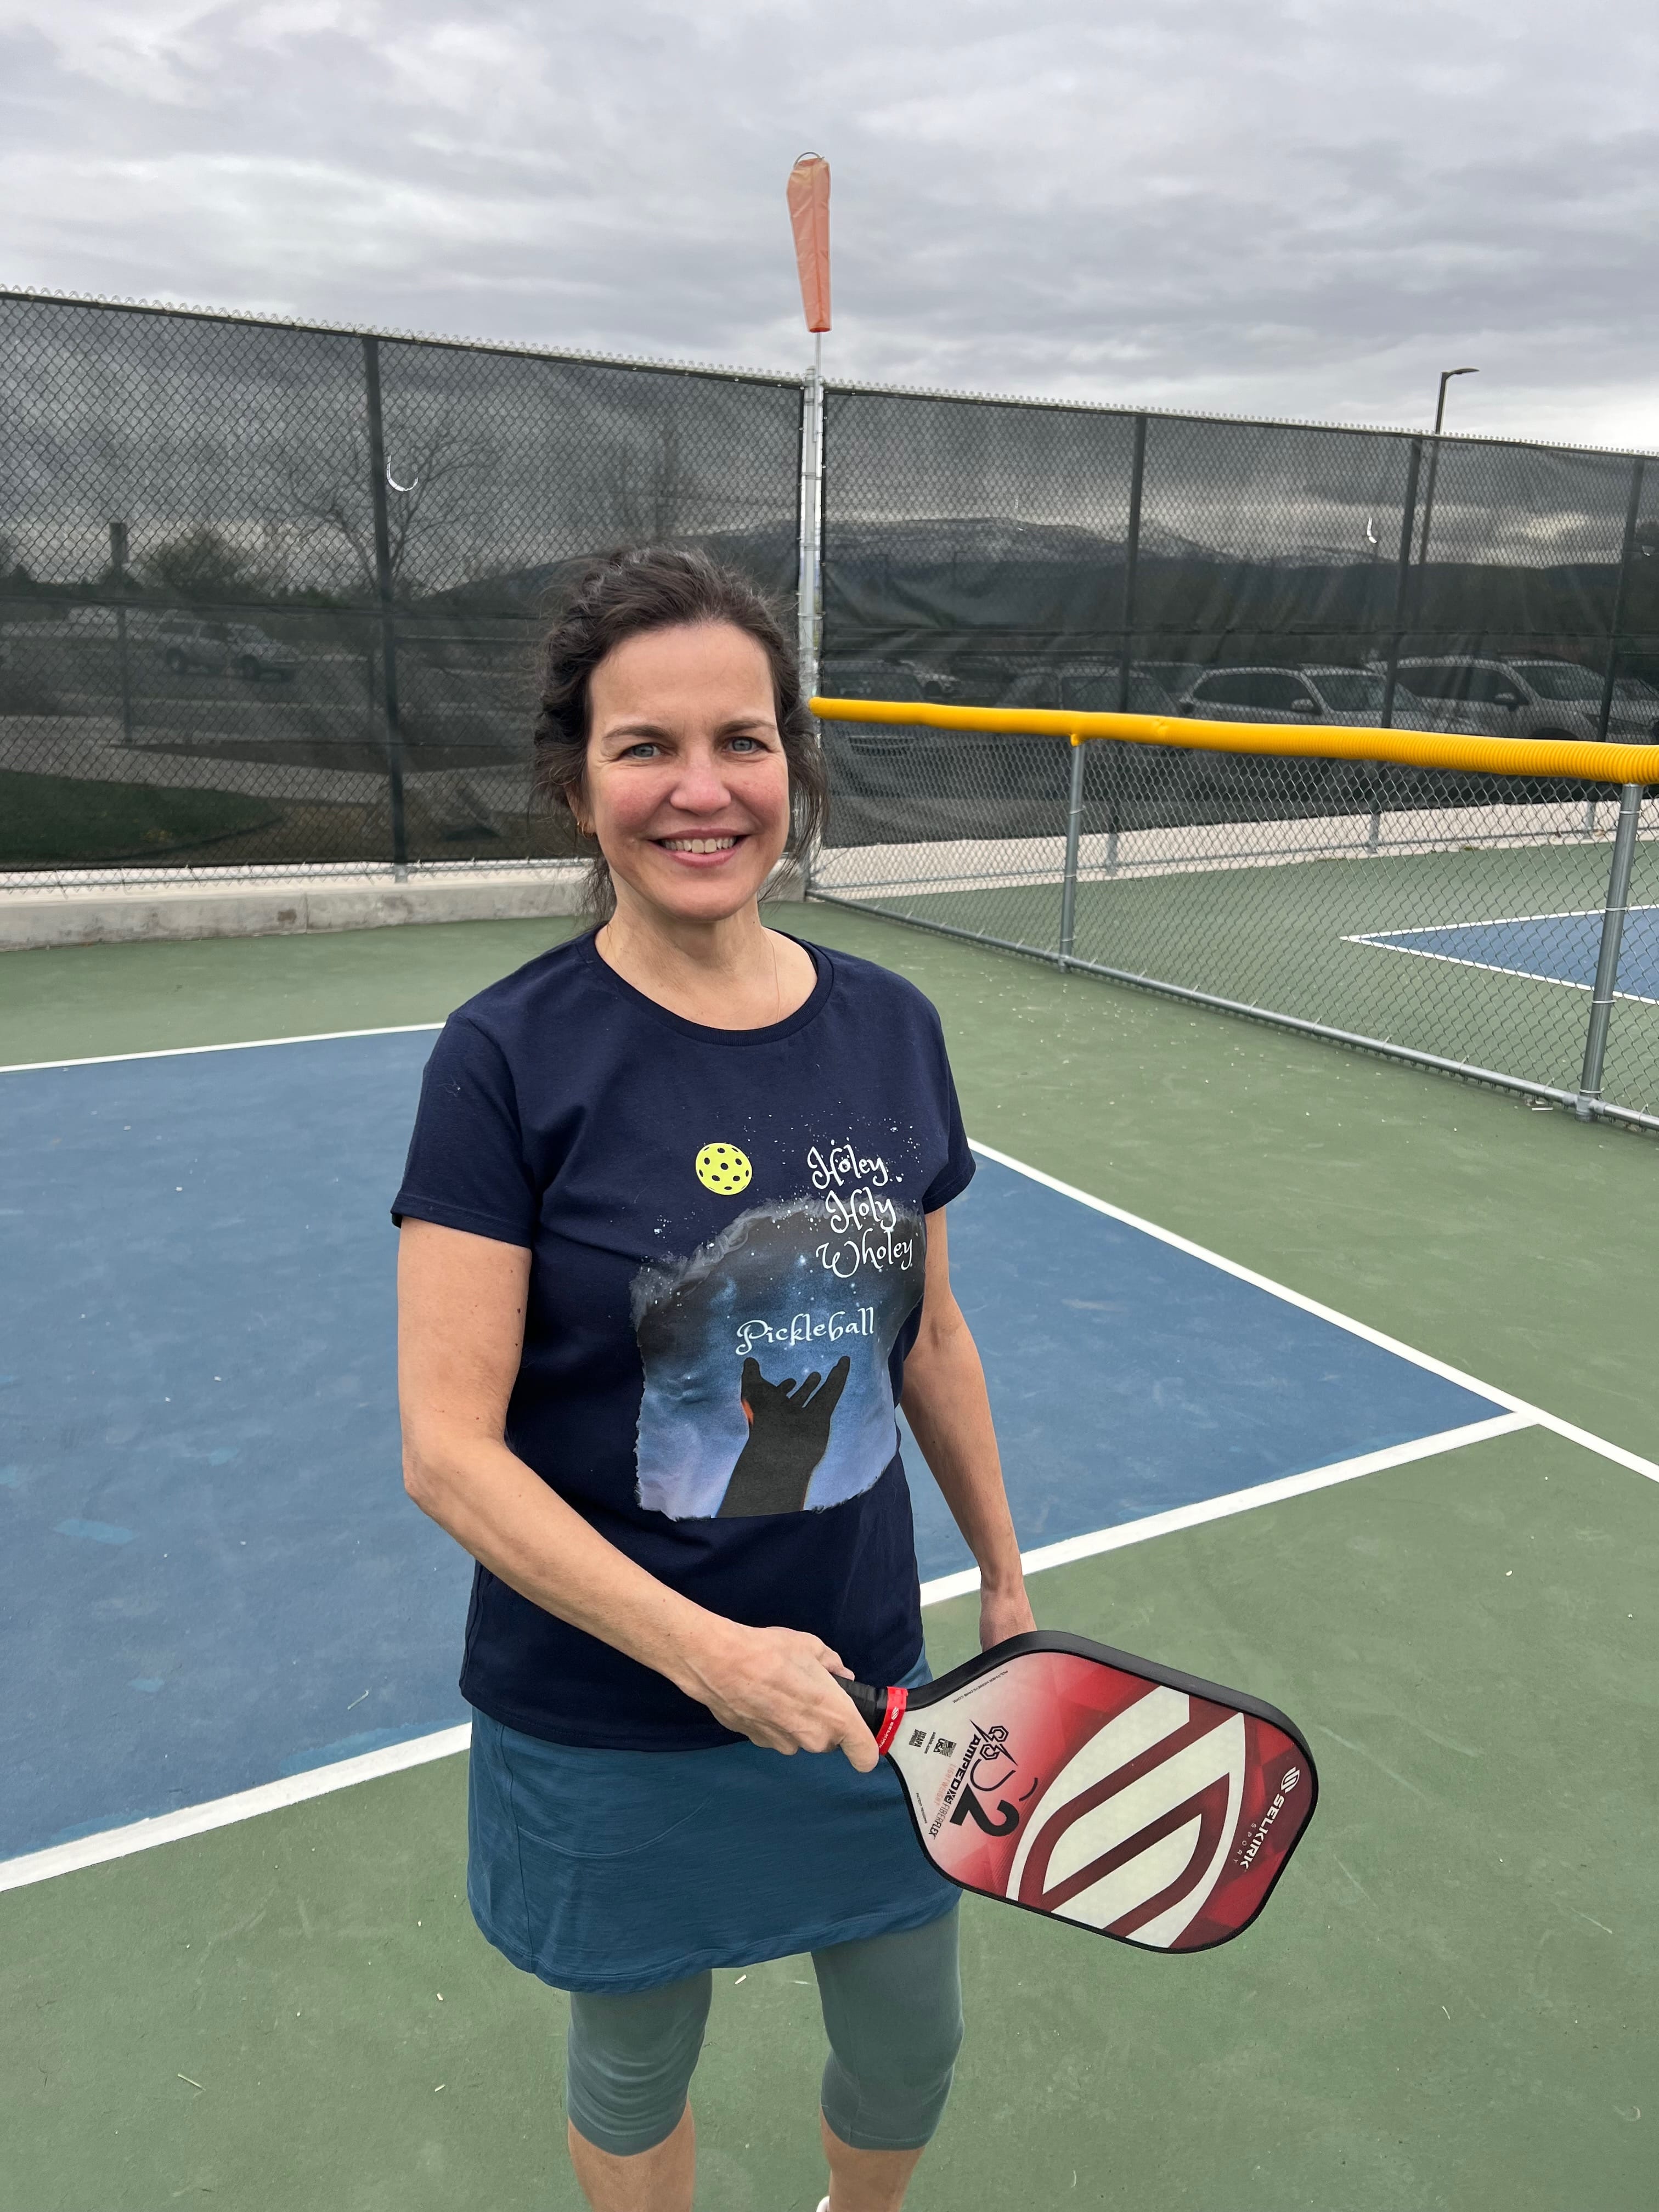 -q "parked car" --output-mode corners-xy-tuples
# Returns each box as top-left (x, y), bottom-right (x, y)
(1391, 656), (1659, 743)
(816, 657), (960, 706)
(156, 615), (298, 681)
(157, 617), (230, 674)
(1174, 664), (1480, 733)
(224, 623), (299, 682)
